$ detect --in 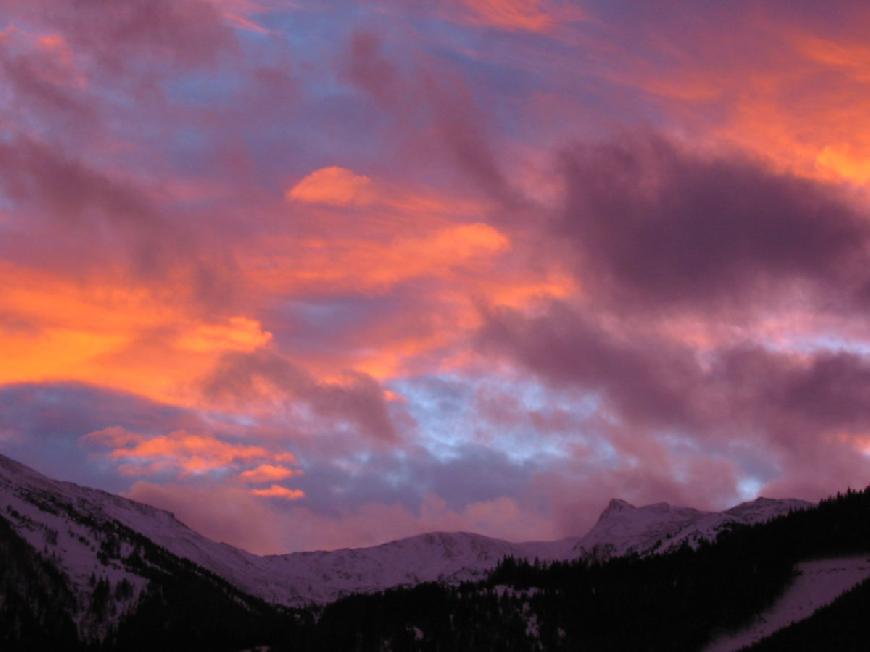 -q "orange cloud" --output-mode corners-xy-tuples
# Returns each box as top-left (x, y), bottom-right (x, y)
(334, 274), (575, 380)
(250, 484), (305, 500)
(286, 166), (486, 216)
(720, 87), (870, 185)
(0, 262), (272, 407)
(239, 463), (300, 482)
(32, 31), (86, 88)
(0, 121), (568, 424)
(795, 34), (870, 82)
(82, 426), (297, 477)
(249, 222), (509, 294)
(450, 0), (583, 33)
(0, 236), (566, 417)
(239, 214), (533, 380)
(612, 18), (870, 187)
(286, 166), (374, 207)
(462, 0), (553, 32)
(247, 164), (578, 383)
(176, 316), (272, 353)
